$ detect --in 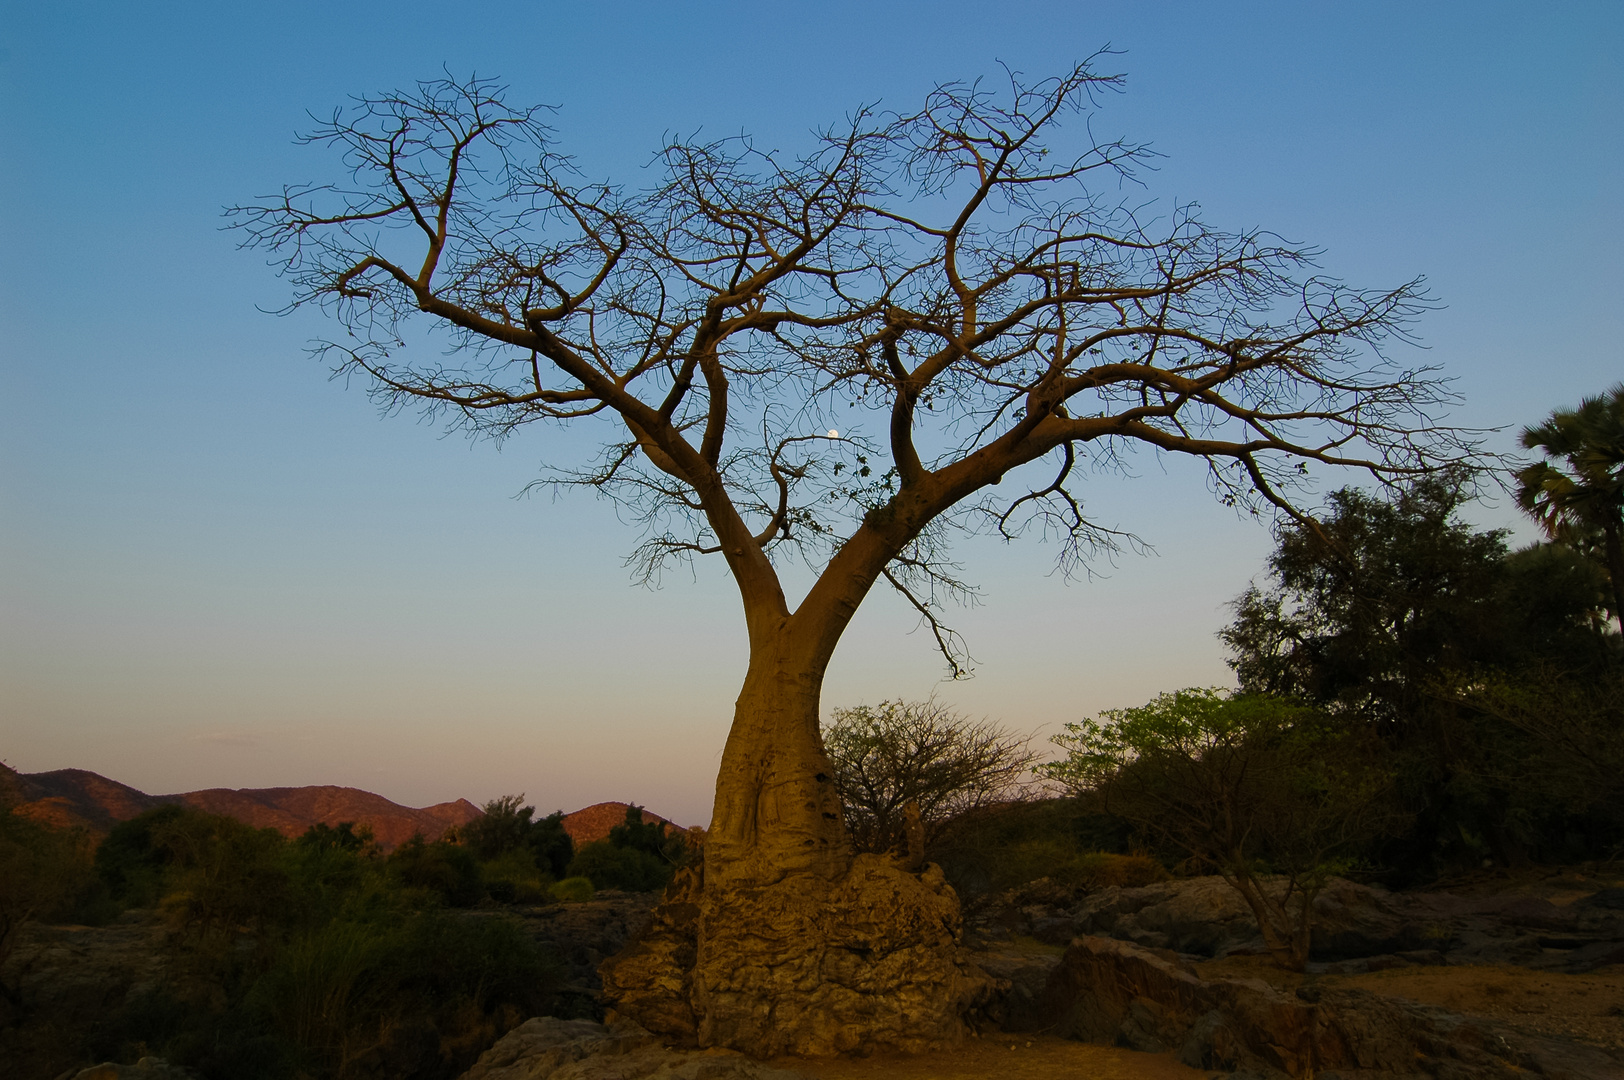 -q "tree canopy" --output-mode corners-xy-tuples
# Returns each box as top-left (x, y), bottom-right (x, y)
(234, 61), (1470, 677)
(1517, 383), (1624, 633)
